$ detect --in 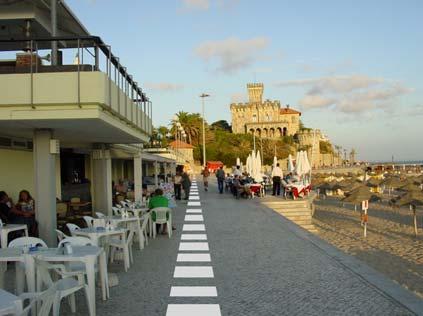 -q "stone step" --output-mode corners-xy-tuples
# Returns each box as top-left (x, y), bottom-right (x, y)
(275, 209), (311, 215)
(283, 215), (312, 222)
(264, 201), (309, 207)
